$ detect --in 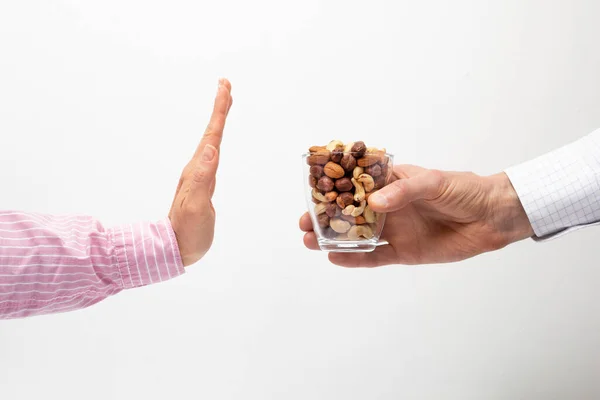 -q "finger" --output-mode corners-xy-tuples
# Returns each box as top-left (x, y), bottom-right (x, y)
(187, 144), (220, 203)
(328, 244), (398, 268)
(227, 96), (233, 116)
(209, 177), (216, 198)
(368, 169), (446, 213)
(193, 78), (232, 159)
(303, 232), (320, 250)
(299, 213), (313, 232)
(393, 164), (427, 179)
